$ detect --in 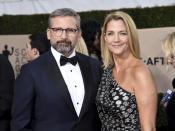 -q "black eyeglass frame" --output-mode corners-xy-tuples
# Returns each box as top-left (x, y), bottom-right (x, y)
(49, 27), (79, 36)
